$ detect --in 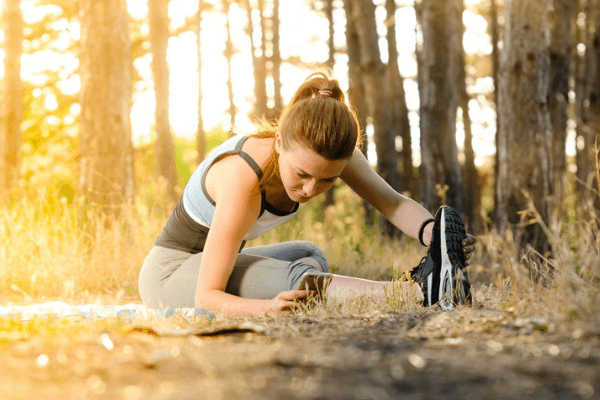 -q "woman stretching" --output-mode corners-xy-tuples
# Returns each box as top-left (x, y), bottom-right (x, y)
(139, 71), (477, 315)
